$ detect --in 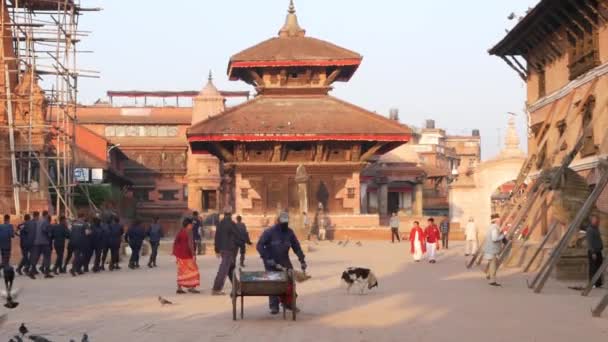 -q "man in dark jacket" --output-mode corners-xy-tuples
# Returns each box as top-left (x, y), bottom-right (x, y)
(0, 214), (14, 268)
(100, 219), (111, 271)
(50, 216), (70, 274)
(108, 216), (124, 270)
(147, 217), (162, 268)
(192, 211), (202, 255)
(125, 220), (146, 269)
(236, 215), (252, 267)
(29, 211), (53, 279)
(69, 213), (89, 276)
(586, 214), (604, 288)
(91, 217), (106, 273)
(257, 211), (307, 314)
(211, 208), (244, 295)
(16, 214), (32, 275)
